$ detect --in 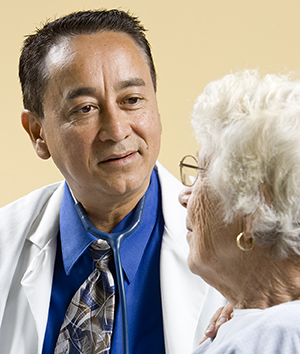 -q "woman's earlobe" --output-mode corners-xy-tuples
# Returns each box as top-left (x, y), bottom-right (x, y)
(243, 213), (255, 242)
(260, 183), (273, 207)
(21, 109), (51, 160)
